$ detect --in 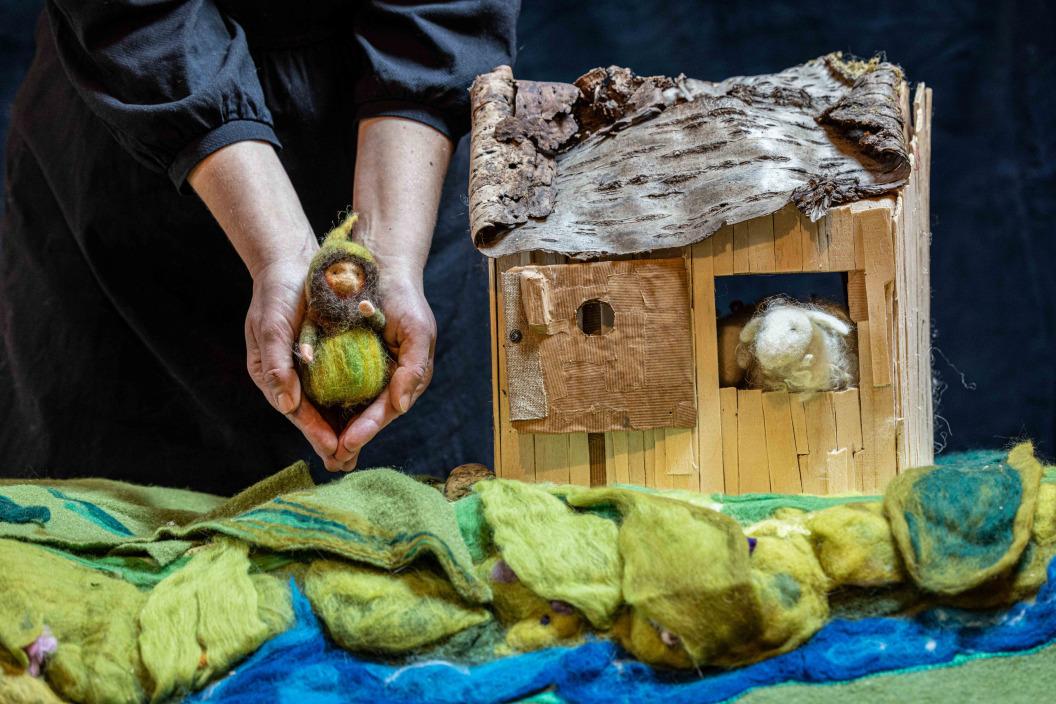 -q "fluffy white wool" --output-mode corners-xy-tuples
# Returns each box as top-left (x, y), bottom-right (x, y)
(737, 298), (857, 392)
